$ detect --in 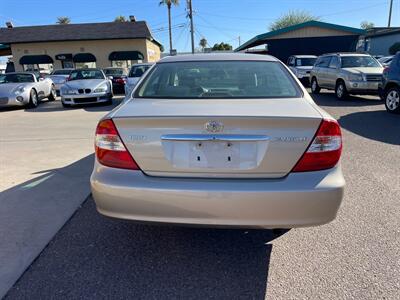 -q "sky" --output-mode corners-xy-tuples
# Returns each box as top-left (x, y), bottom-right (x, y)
(0, 0), (399, 53)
